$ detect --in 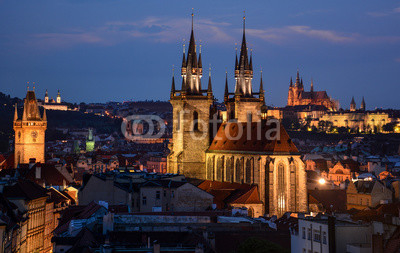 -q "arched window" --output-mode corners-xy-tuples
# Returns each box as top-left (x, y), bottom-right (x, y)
(277, 163), (286, 216)
(235, 158), (242, 183)
(207, 157), (214, 180)
(193, 111), (199, 131)
(176, 112), (180, 131)
(216, 156), (224, 181)
(245, 159), (252, 184)
(226, 157), (233, 182)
